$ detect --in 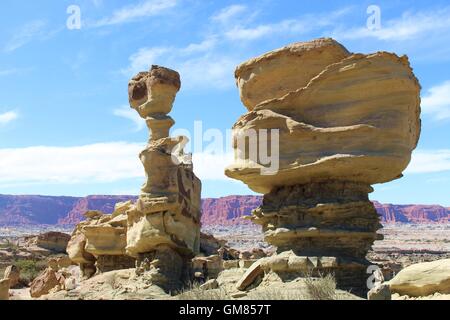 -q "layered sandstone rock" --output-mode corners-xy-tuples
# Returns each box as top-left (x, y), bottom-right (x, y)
(226, 38), (421, 295)
(67, 206), (135, 277)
